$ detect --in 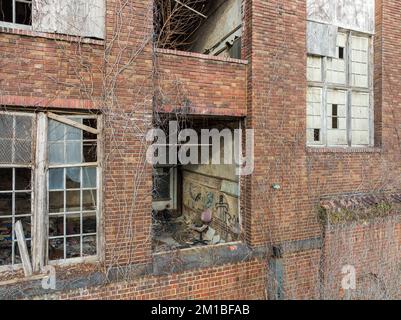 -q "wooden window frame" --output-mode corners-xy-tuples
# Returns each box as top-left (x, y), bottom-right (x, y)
(0, 110), (102, 273)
